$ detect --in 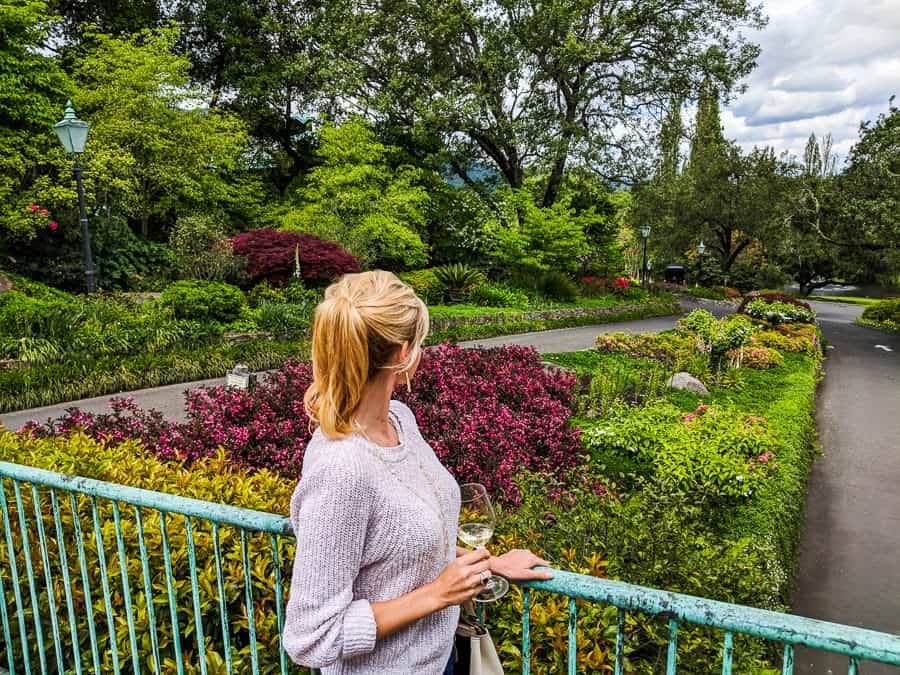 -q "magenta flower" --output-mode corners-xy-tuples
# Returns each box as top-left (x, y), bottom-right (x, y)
(49, 221), (59, 231)
(39, 208), (49, 216)
(29, 204), (39, 212)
